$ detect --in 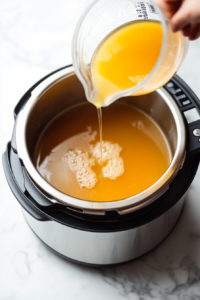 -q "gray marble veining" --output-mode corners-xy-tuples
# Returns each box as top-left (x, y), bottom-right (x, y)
(1, 1), (200, 299)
